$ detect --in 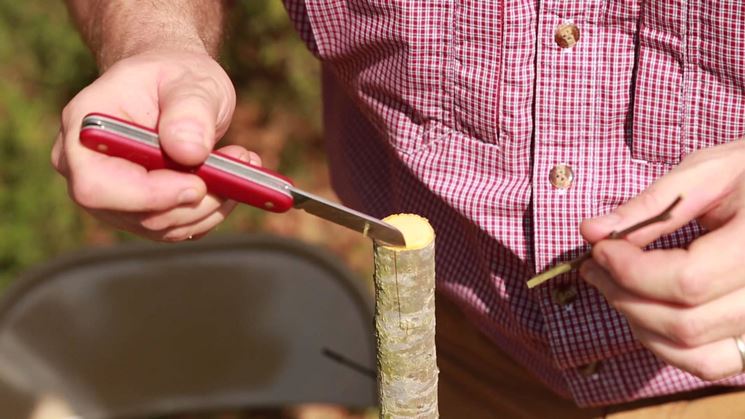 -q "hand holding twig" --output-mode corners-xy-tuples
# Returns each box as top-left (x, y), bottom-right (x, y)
(526, 196), (683, 288)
